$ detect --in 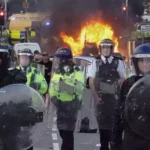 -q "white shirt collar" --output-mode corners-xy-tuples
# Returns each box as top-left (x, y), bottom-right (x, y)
(101, 55), (114, 63)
